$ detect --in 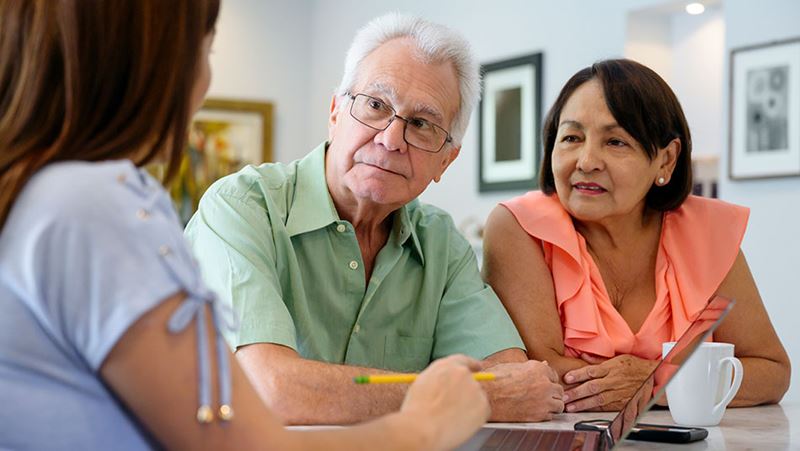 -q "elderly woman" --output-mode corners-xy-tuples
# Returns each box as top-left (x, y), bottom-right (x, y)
(483, 59), (790, 413)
